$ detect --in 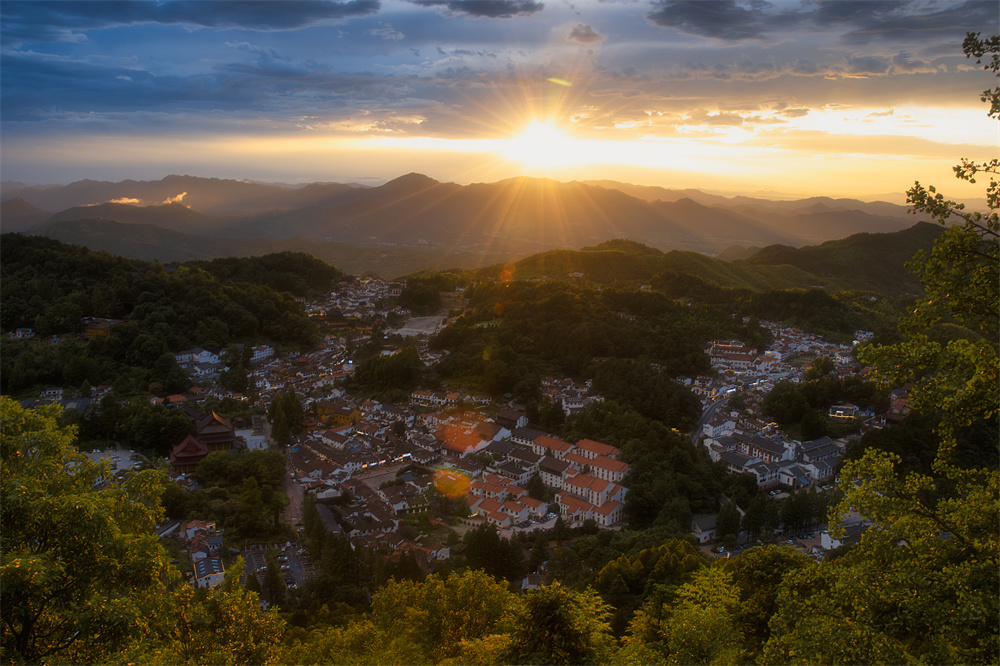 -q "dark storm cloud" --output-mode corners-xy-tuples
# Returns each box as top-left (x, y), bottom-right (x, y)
(845, 55), (891, 75)
(891, 51), (933, 73)
(818, 0), (996, 44)
(790, 59), (820, 76)
(0, 1), (380, 44)
(0, 52), (230, 119)
(411, 0), (544, 18)
(645, 0), (995, 44)
(0, 46), (411, 124)
(568, 24), (604, 44)
(646, 0), (770, 41)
